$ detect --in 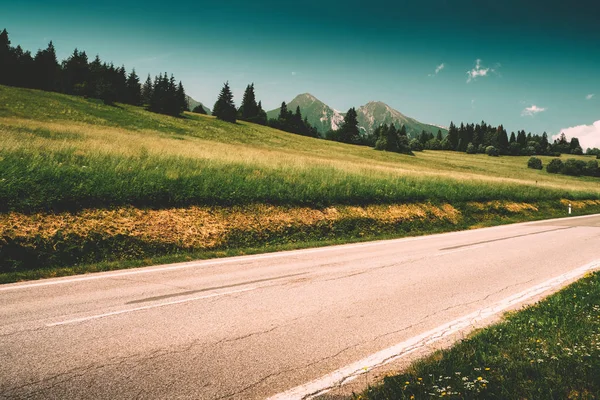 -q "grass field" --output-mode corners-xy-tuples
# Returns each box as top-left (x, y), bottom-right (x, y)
(1, 85), (599, 213)
(358, 271), (600, 400)
(2, 85), (600, 278)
